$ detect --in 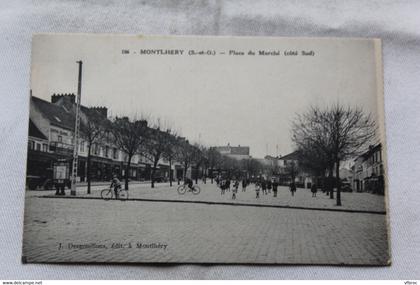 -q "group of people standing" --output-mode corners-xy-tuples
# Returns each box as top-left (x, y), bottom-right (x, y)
(254, 177), (280, 198)
(217, 177), (250, 200)
(217, 176), (283, 200)
(215, 175), (319, 200)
